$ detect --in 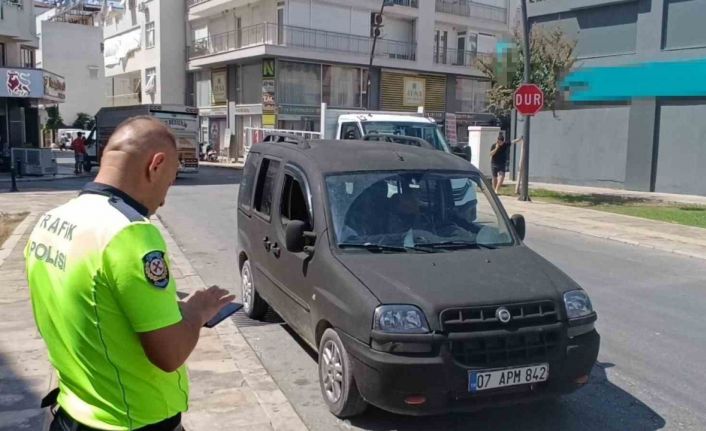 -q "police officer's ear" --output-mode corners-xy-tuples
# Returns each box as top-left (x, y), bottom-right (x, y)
(147, 152), (168, 181)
